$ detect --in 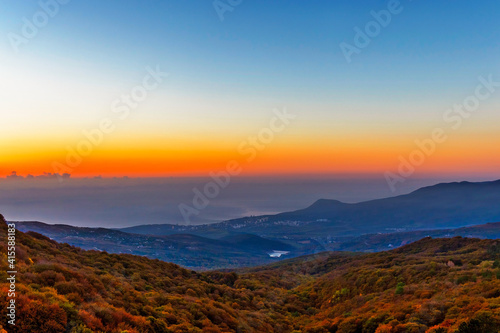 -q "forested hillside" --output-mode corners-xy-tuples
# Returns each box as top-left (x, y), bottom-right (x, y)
(2, 214), (500, 332)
